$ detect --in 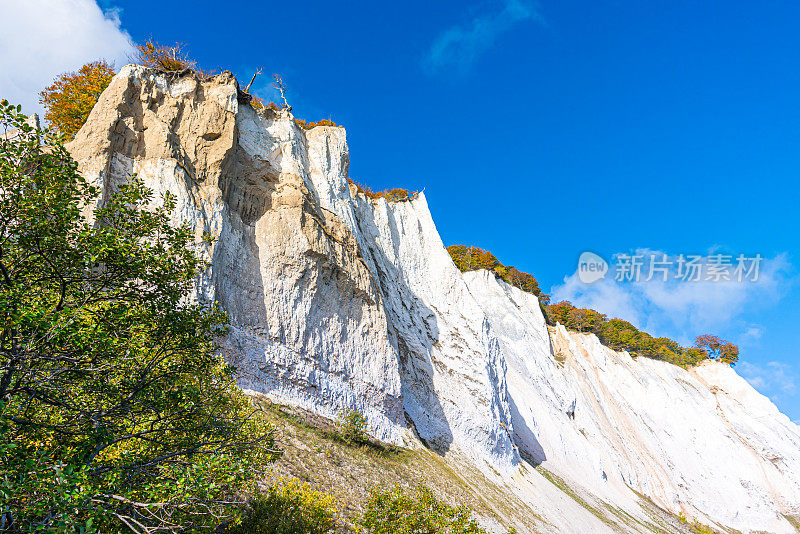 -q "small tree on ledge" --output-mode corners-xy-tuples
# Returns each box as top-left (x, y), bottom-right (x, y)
(695, 335), (739, 365)
(39, 60), (115, 139)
